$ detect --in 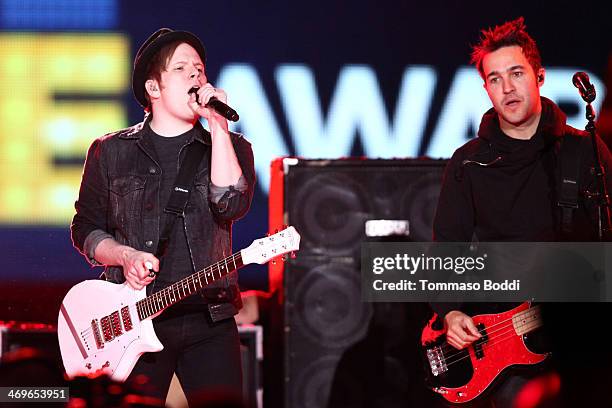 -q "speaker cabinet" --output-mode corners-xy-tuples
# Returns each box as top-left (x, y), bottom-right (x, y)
(268, 158), (447, 408)
(0, 322), (58, 360)
(238, 324), (263, 408)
